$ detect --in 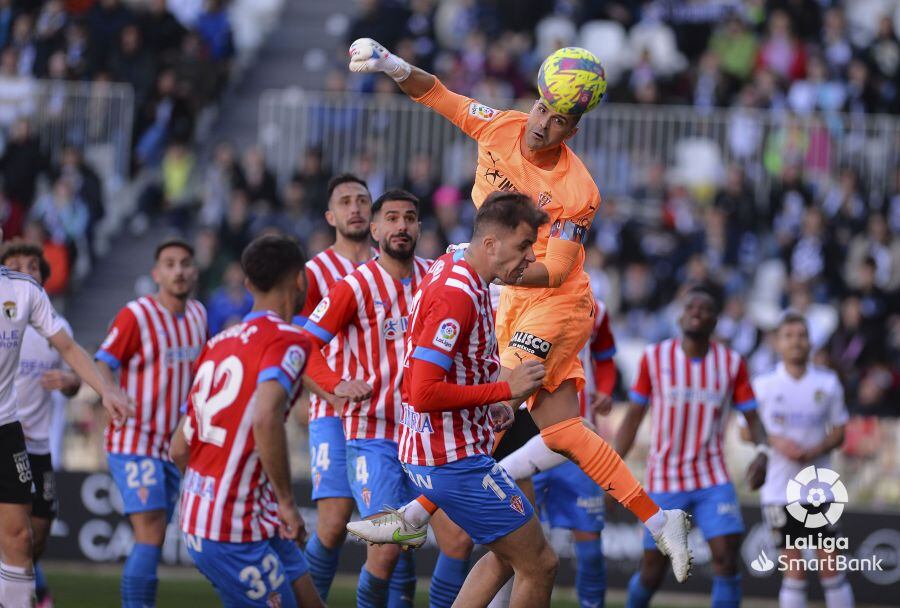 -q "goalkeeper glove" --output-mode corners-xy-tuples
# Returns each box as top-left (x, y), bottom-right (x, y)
(348, 38), (412, 83)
